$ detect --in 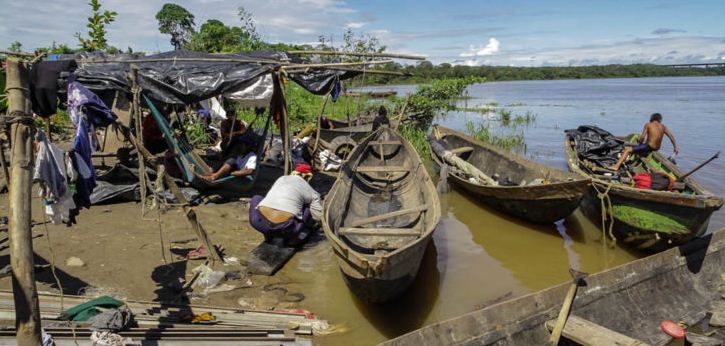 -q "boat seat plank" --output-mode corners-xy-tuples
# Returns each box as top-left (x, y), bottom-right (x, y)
(450, 146), (474, 155)
(355, 166), (408, 173)
(339, 228), (420, 237)
(369, 140), (402, 145)
(545, 315), (650, 346)
(347, 205), (428, 228)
